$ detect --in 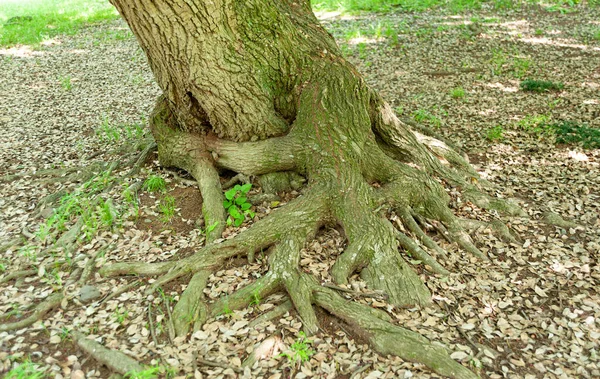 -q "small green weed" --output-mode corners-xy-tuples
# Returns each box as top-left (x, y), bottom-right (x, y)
(125, 366), (160, 379)
(59, 75), (72, 90)
(412, 108), (442, 128)
(551, 121), (600, 149)
(594, 29), (600, 41)
(512, 57), (532, 79)
(357, 42), (367, 60)
(486, 125), (504, 141)
(144, 175), (167, 193)
(249, 290), (261, 307)
(113, 306), (129, 325)
(520, 79), (564, 92)
(516, 114), (552, 135)
(223, 184), (254, 227)
(97, 118), (121, 143)
(450, 87), (466, 99)
(159, 195), (176, 223)
(59, 327), (70, 341)
(5, 359), (45, 379)
(281, 331), (315, 366)
(534, 28), (544, 36)
(96, 117), (146, 144)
